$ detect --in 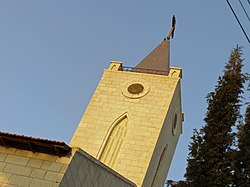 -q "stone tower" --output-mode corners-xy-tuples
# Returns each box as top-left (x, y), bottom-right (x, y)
(70, 39), (183, 187)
